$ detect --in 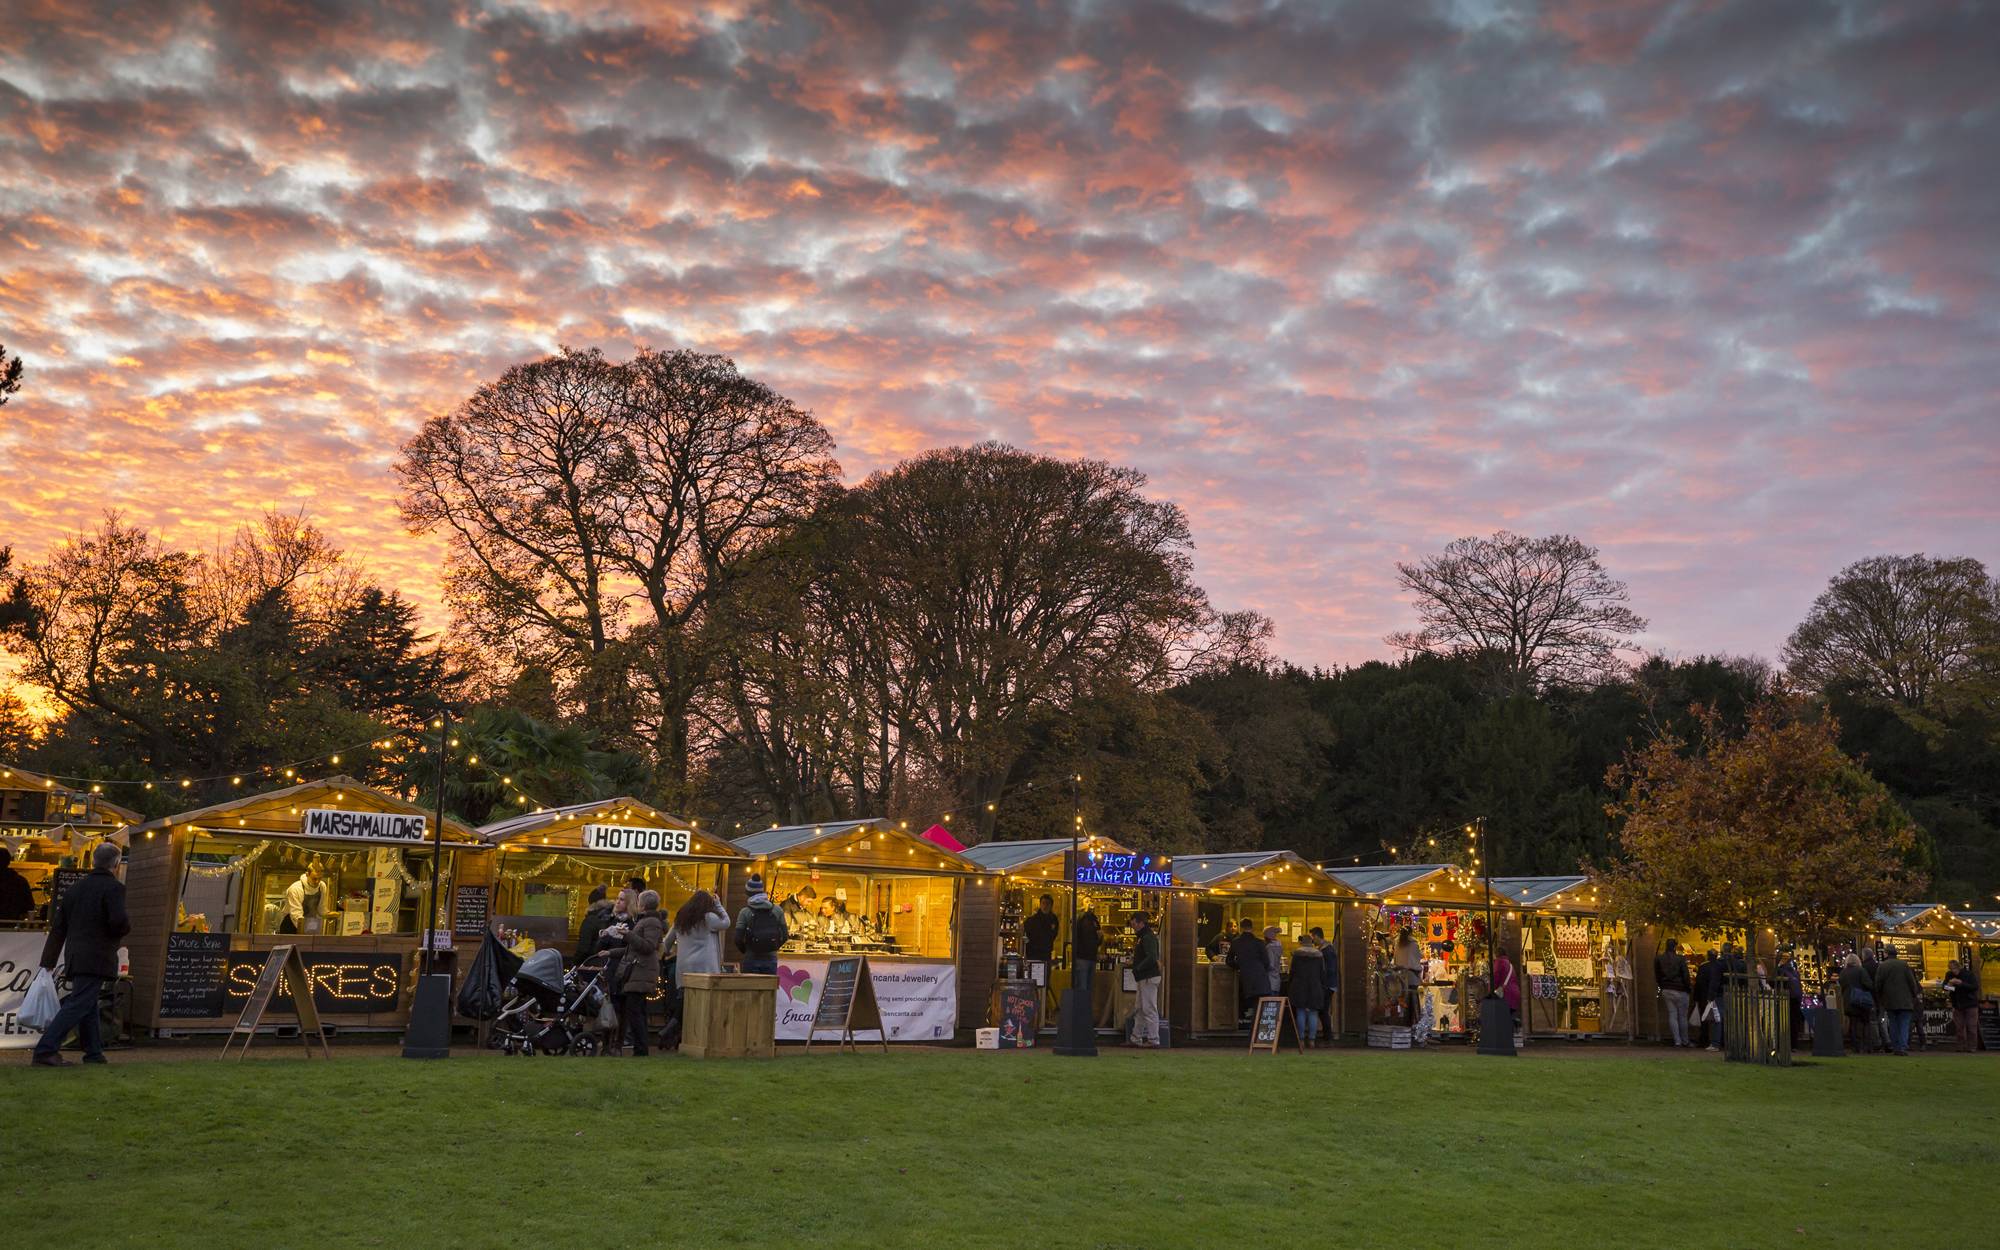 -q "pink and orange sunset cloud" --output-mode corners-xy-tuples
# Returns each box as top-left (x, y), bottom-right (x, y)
(2, 1), (1995, 668)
